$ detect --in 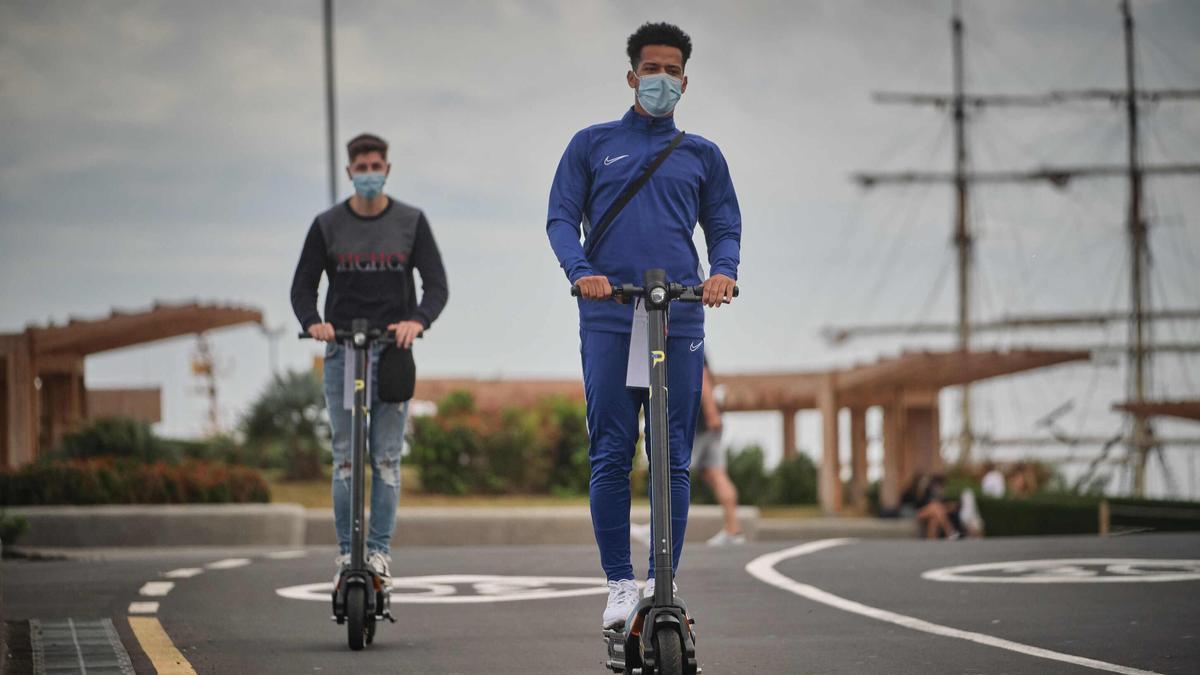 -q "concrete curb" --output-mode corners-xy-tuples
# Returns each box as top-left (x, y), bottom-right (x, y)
(304, 505), (761, 547)
(757, 516), (915, 540)
(7, 504), (307, 548)
(5, 504), (914, 548)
